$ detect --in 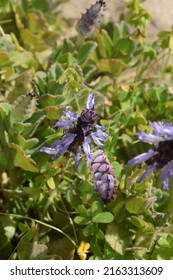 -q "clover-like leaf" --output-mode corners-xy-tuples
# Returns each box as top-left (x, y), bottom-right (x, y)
(92, 212), (114, 223)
